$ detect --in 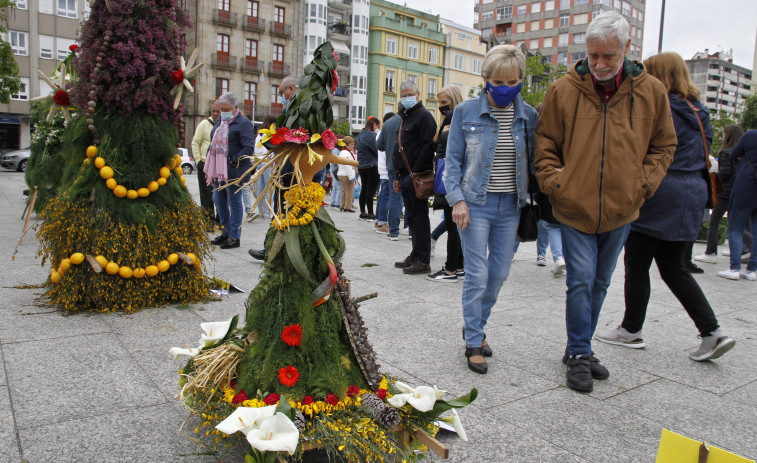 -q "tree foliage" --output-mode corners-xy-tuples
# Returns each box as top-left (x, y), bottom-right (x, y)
(0, 0), (22, 104)
(522, 56), (567, 107)
(740, 94), (757, 131)
(710, 109), (737, 156)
